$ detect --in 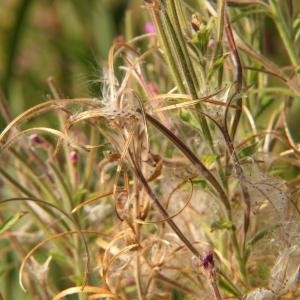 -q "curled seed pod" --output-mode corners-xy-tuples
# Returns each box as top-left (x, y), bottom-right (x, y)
(115, 191), (129, 217)
(271, 245), (300, 296)
(124, 227), (138, 249)
(145, 239), (170, 267)
(138, 198), (150, 220)
(245, 289), (274, 300)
